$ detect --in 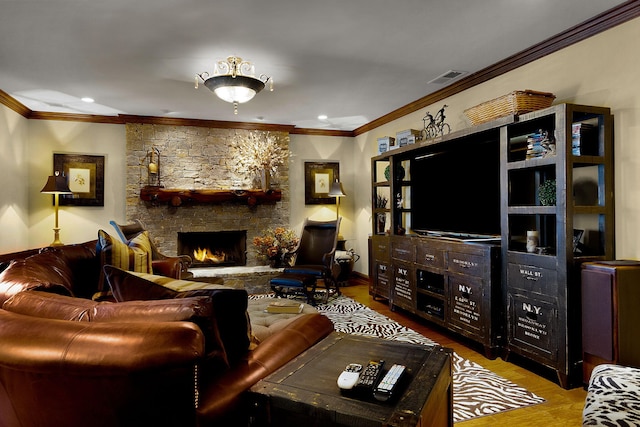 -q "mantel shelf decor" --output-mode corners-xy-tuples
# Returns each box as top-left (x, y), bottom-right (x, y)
(139, 186), (282, 207)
